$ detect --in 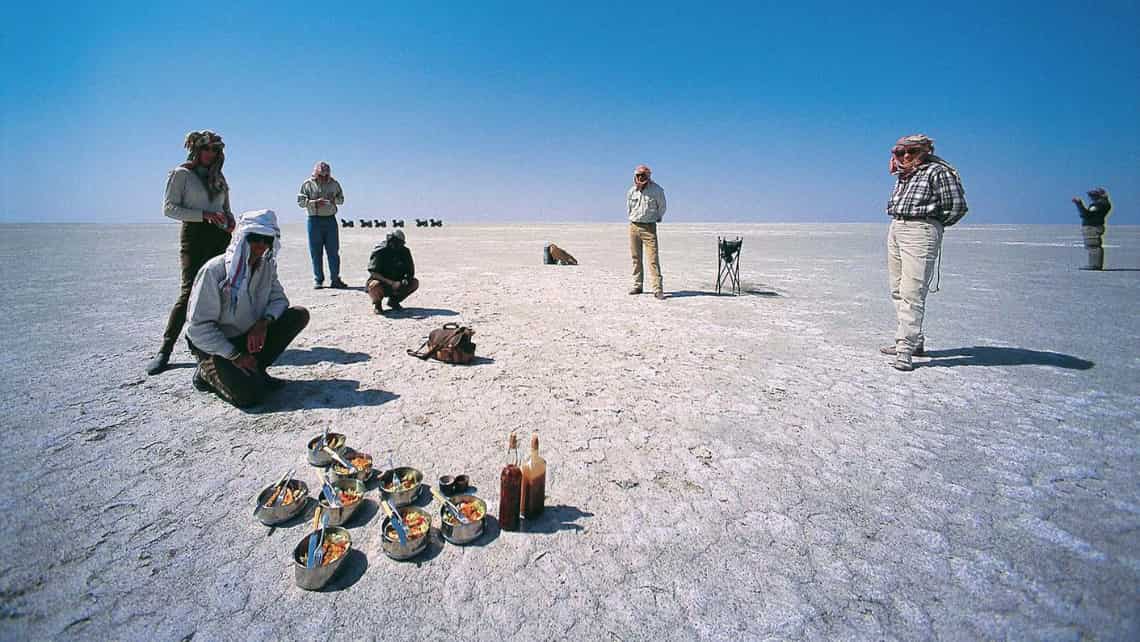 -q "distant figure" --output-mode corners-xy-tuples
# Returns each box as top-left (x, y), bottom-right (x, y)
(298, 161), (347, 289)
(146, 130), (235, 376)
(415, 218), (429, 227)
(341, 219), (354, 228)
(1072, 188), (1112, 270)
(393, 219), (405, 228)
(367, 229), (419, 314)
(430, 218), (443, 227)
(186, 210), (310, 408)
(375, 219), (386, 228)
(627, 164), (667, 299)
(881, 134), (968, 372)
(360, 219), (373, 228)
(544, 243), (578, 265)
